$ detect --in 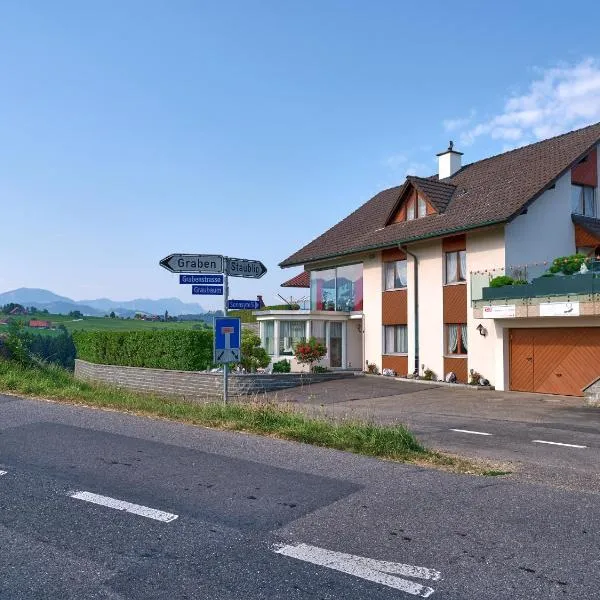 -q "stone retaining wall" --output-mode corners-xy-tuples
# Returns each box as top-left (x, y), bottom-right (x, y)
(74, 359), (359, 399)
